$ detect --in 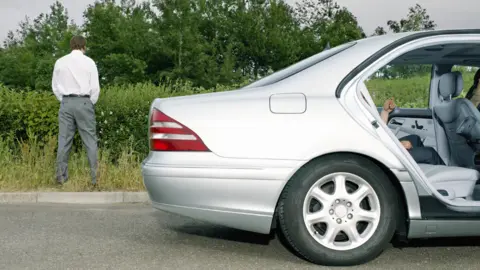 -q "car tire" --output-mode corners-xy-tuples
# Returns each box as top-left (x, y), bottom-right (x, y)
(277, 154), (399, 266)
